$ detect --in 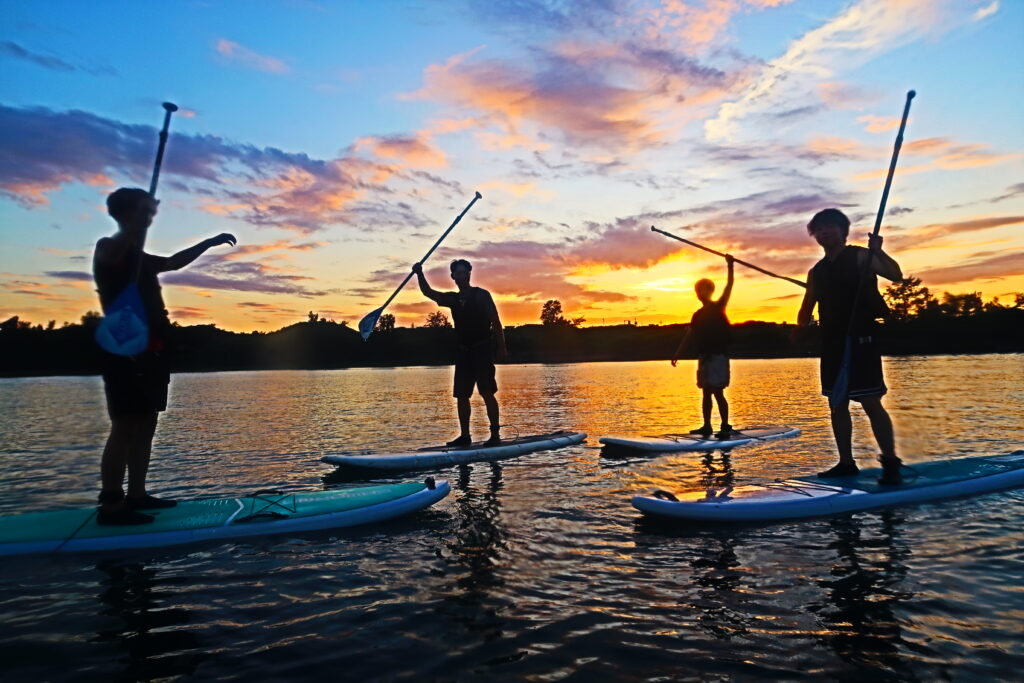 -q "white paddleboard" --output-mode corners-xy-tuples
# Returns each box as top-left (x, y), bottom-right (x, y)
(0, 479), (449, 556)
(322, 430), (587, 471)
(633, 451), (1024, 522)
(600, 426), (799, 452)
